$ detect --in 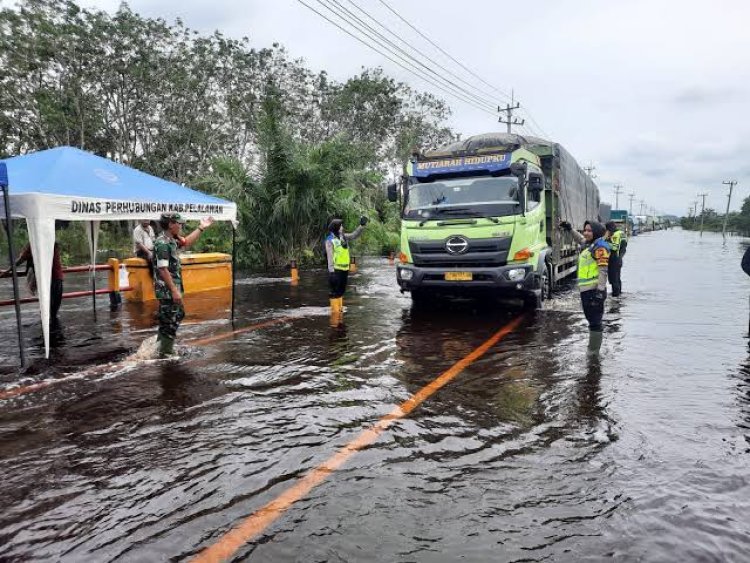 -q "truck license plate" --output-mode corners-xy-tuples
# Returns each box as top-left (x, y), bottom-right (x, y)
(445, 272), (472, 281)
